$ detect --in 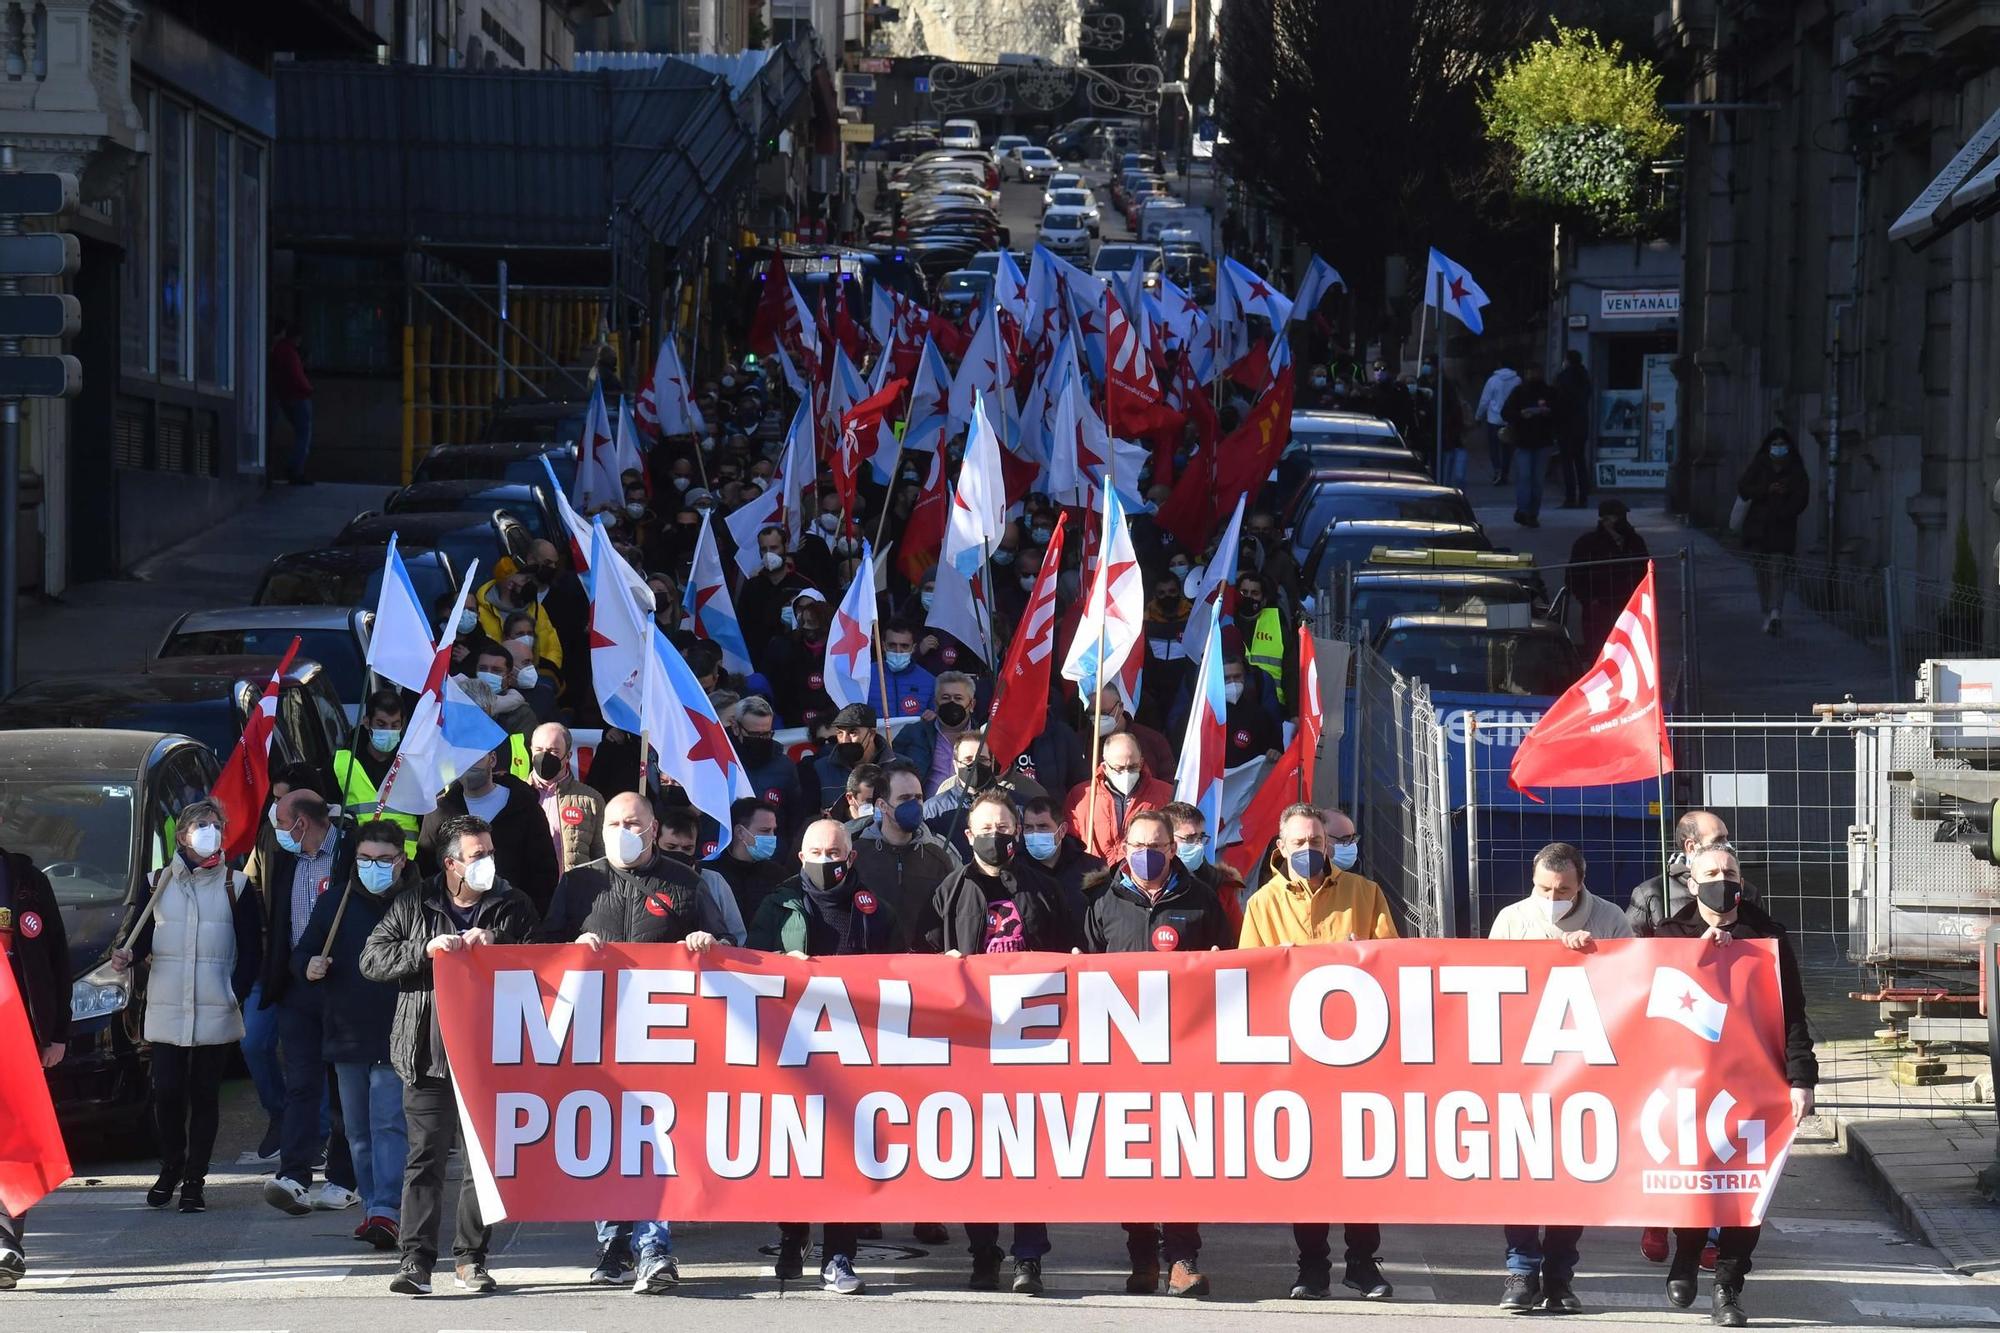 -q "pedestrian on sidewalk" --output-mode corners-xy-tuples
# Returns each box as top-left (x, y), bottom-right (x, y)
(0, 829), (70, 1287)
(1501, 366), (1560, 528)
(1735, 428), (1810, 635)
(1476, 359), (1521, 484)
(1565, 499), (1649, 652)
(291, 819), (413, 1252)
(269, 320), (315, 485)
(111, 799), (263, 1215)
(1554, 349), (1593, 507)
